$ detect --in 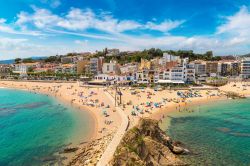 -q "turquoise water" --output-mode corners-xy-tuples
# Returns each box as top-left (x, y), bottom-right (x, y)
(163, 99), (250, 166)
(0, 88), (92, 166)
